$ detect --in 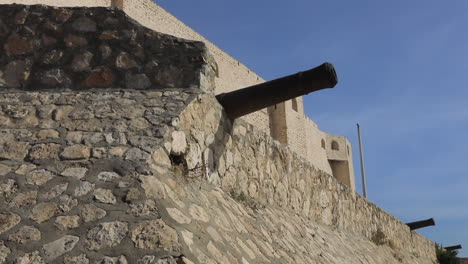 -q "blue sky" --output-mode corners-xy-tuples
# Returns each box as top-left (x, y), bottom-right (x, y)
(156, 0), (468, 256)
